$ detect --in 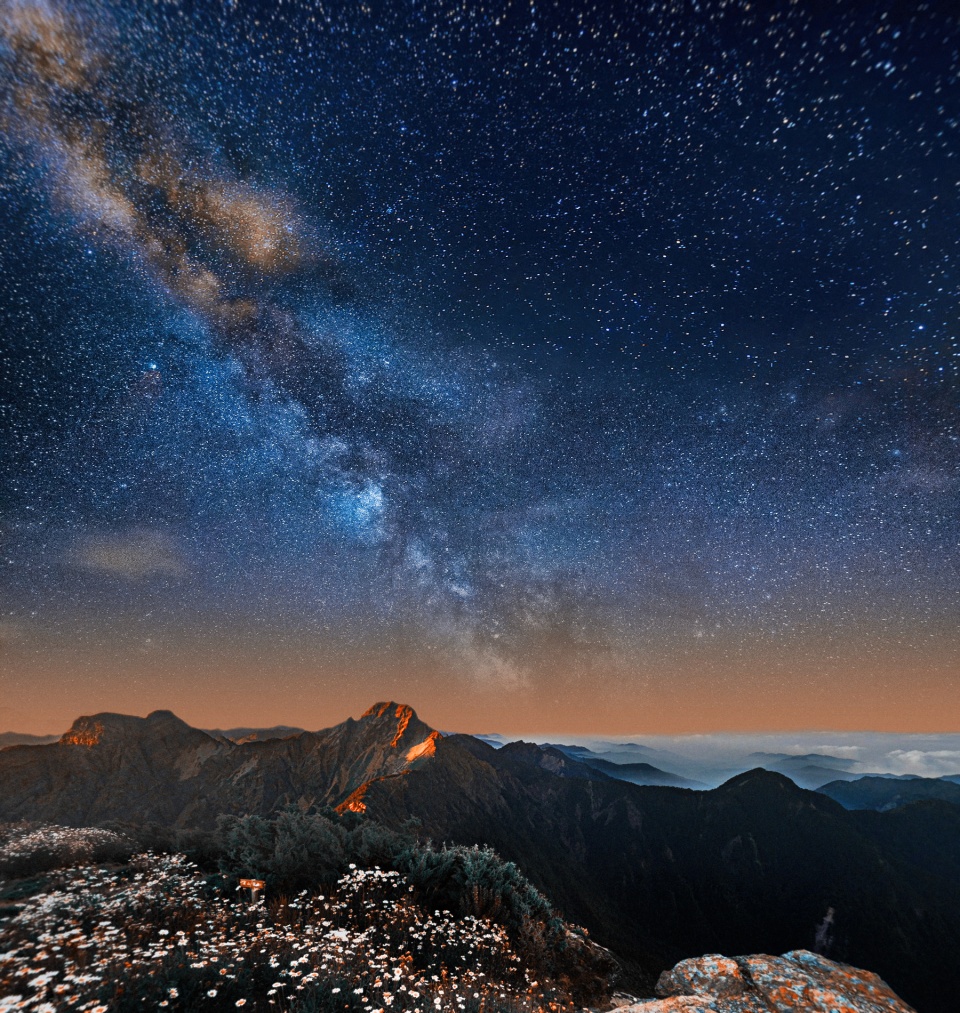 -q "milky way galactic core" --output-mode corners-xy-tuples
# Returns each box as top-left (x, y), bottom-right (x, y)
(0, 0), (957, 732)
